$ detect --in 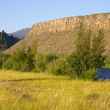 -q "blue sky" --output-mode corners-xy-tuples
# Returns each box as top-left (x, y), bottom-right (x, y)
(0, 0), (110, 33)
